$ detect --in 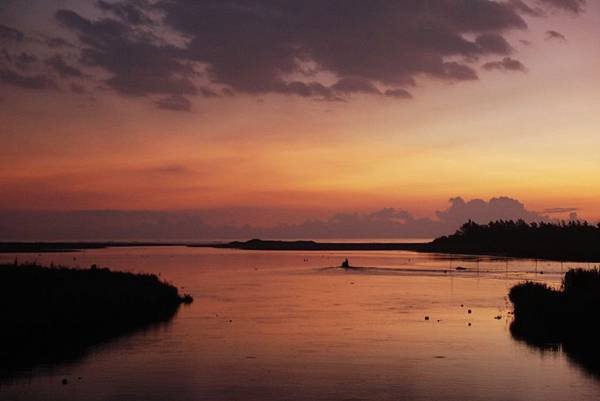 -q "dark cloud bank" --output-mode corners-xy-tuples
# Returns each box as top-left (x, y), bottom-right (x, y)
(0, 197), (580, 241)
(0, 0), (586, 109)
